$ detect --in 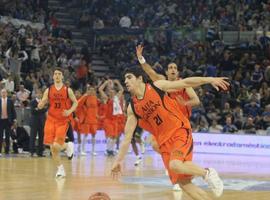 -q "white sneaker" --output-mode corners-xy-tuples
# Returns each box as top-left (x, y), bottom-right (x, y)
(80, 151), (87, 156)
(92, 152), (97, 156)
(172, 184), (182, 191)
(134, 156), (142, 166)
(204, 168), (223, 197)
(66, 142), (74, 160)
(55, 165), (66, 178)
